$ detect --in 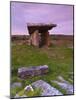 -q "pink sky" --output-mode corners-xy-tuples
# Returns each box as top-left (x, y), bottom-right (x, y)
(11, 2), (74, 35)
